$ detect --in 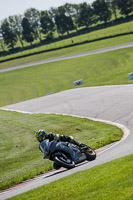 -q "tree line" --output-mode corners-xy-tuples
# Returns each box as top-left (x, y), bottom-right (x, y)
(0, 0), (133, 51)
